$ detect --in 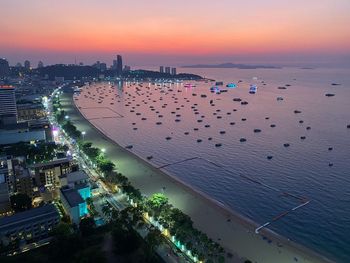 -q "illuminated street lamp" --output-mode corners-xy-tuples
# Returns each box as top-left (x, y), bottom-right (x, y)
(82, 131), (86, 140)
(65, 115), (69, 120)
(101, 148), (106, 154)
